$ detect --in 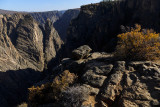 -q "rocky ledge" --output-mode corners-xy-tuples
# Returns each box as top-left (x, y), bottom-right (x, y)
(49, 45), (160, 107)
